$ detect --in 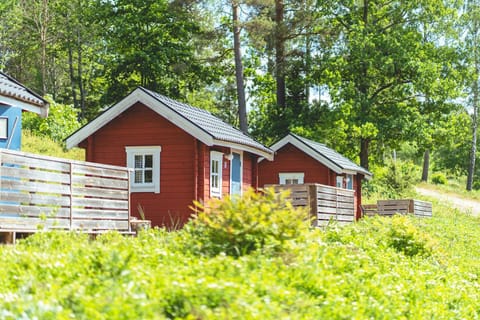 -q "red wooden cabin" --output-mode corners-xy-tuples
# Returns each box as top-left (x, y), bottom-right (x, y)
(258, 133), (372, 219)
(66, 87), (273, 228)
